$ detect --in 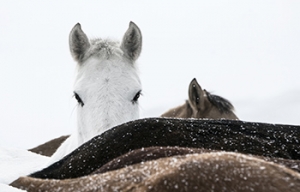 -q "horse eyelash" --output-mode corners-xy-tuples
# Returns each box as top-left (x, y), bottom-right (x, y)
(74, 92), (84, 107)
(132, 90), (142, 104)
